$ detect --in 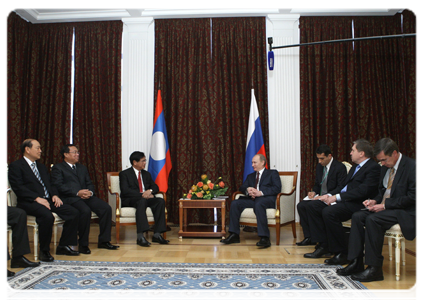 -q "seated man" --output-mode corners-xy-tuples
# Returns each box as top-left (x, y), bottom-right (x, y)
(337, 138), (415, 282)
(119, 151), (168, 247)
(8, 139), (80, 261)
(296, 144), (347, 246)
(220, 154), (281, 248)
(303, 139), (380, 264)
(51, 144), (119, 253)
(8, 206), (40, 277)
